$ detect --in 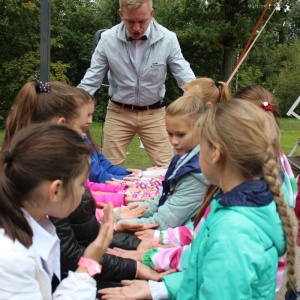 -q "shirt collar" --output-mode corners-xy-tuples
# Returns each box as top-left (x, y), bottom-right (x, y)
(24, 210), (61, 280)
(215, 179), (273, 207)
